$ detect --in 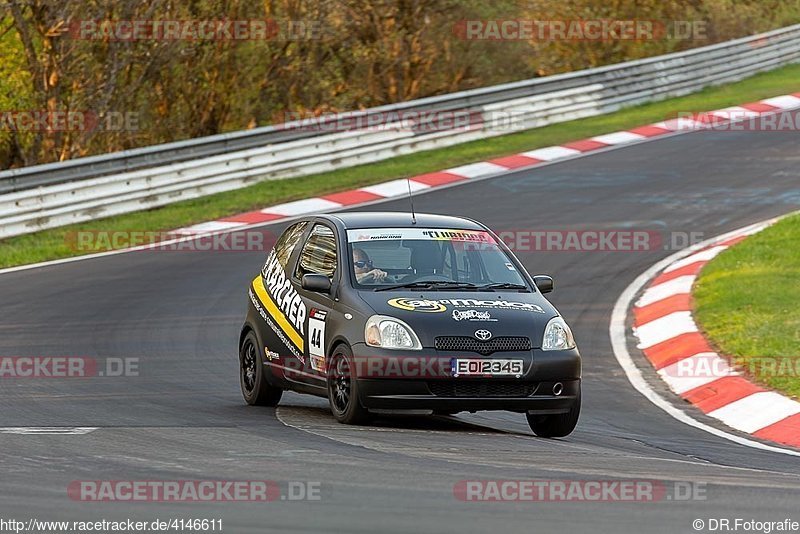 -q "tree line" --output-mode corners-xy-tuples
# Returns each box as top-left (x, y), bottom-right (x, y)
(1, 0), (797, 169)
